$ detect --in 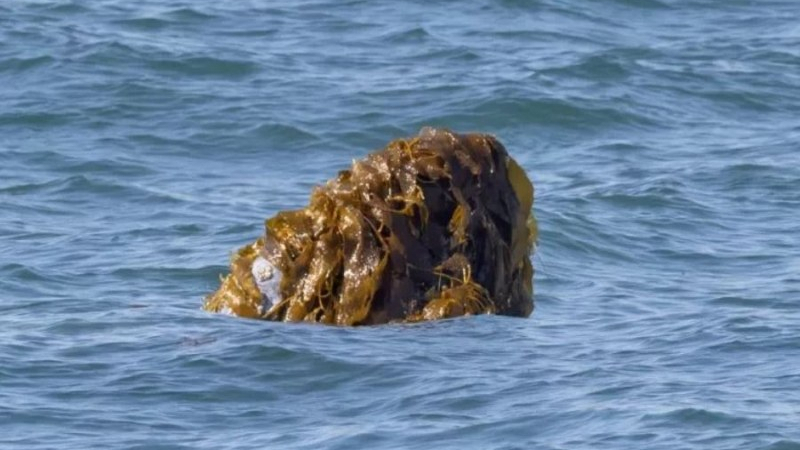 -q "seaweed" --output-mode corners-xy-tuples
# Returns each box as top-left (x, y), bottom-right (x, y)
(203, 127), (537, 325)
